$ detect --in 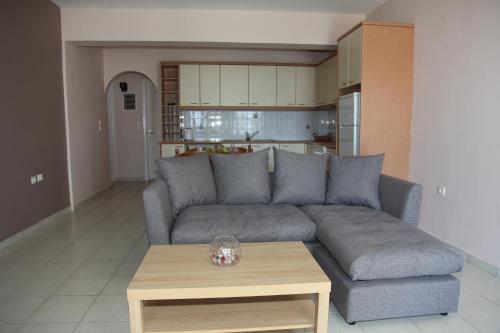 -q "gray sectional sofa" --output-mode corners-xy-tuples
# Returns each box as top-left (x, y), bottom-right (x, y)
(144, 150), (463, 324)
